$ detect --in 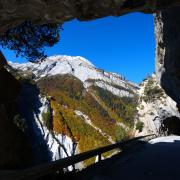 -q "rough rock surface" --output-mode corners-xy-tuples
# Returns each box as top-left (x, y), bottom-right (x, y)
(155, 7), (180, 109)
(0, 51), (7, 68)
(0, 0), (180, 34)
(0, 69), (32, 169)
(0, 68), (21, 102)
(136, 75), (180, 136)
